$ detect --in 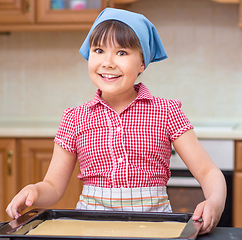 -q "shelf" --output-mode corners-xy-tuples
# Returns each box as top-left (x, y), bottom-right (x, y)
(114, 0), (139, 3)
